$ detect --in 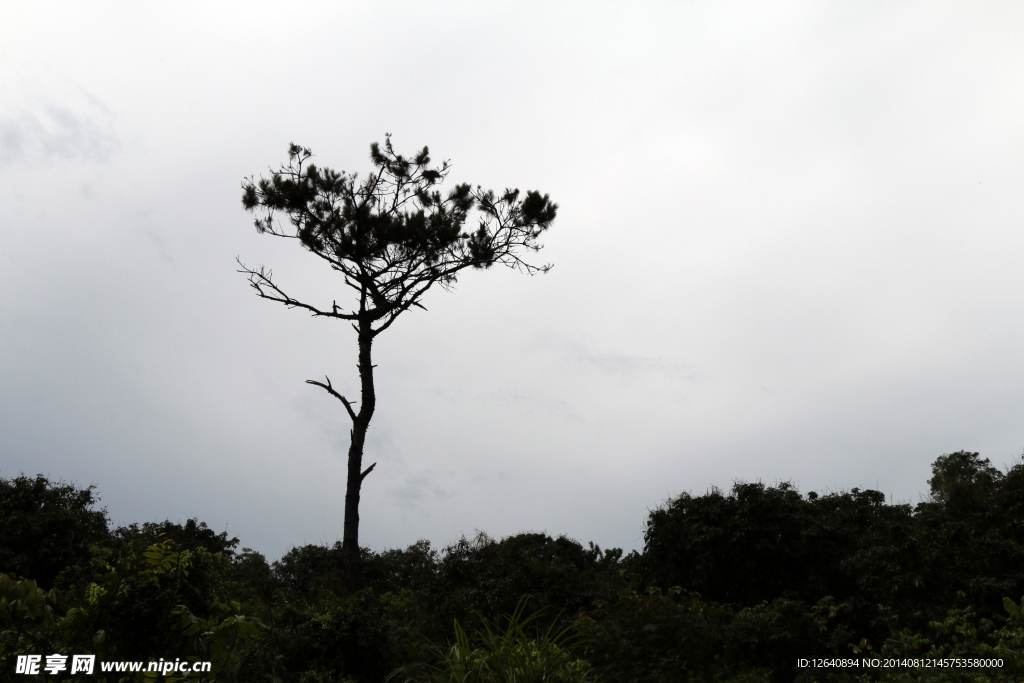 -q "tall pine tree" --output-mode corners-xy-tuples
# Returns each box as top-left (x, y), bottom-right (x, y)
(239, 136), (556, 591)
